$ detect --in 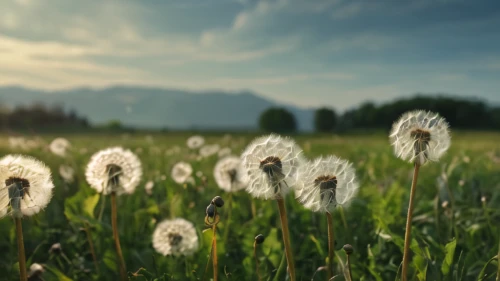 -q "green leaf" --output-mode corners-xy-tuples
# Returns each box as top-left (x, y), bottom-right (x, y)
(83, 194), (100, 218)
(441, 238), (457, 276)
(44, 265), (73, 281)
